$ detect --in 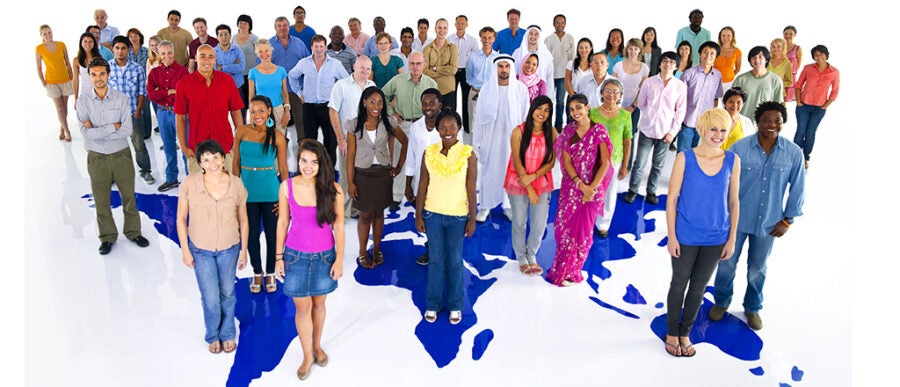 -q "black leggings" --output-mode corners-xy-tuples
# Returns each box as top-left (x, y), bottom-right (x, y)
(247, 201), (277, 275)
(666, 243), (724, 336)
